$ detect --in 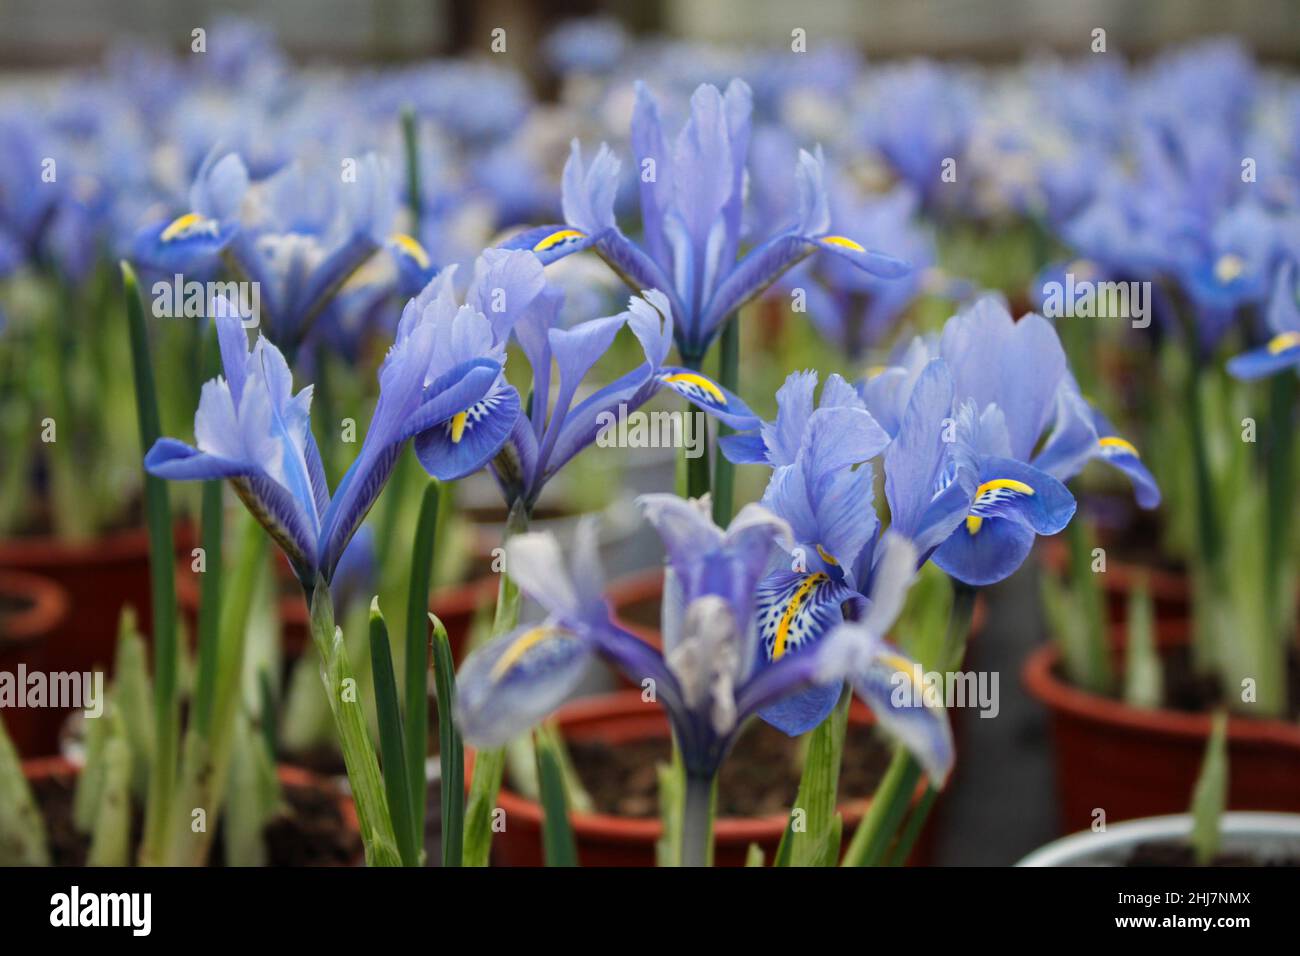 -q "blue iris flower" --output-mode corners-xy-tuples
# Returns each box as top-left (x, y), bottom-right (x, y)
(133, 150), (407, 356)
(1227, 261), (1300, 379)
(143, 296), (499, 597)
(859, 298), (1162, 586)
(454, 496), (952, 784)
(404, 251), (761, 512)
(498, 79), (908, 362)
